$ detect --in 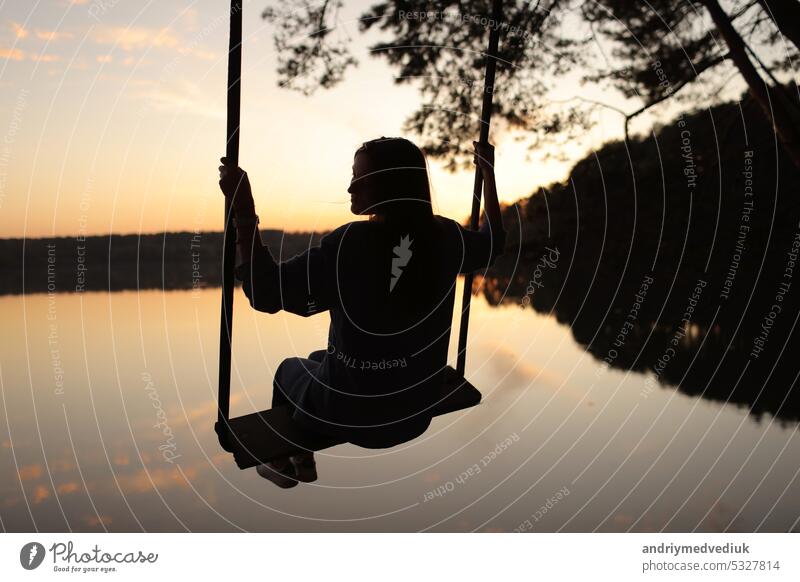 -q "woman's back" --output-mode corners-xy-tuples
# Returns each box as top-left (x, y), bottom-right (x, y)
(236, 213), (505, 447)
(299, 214), (504, 445)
